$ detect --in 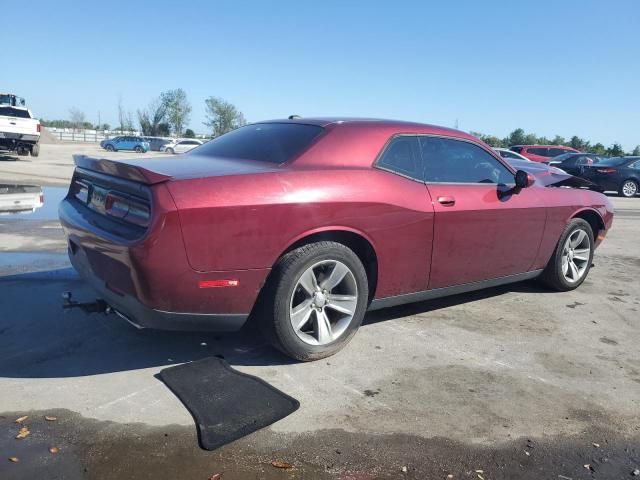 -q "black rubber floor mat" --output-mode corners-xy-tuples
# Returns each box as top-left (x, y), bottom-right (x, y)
(158, 357), (300, 450)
